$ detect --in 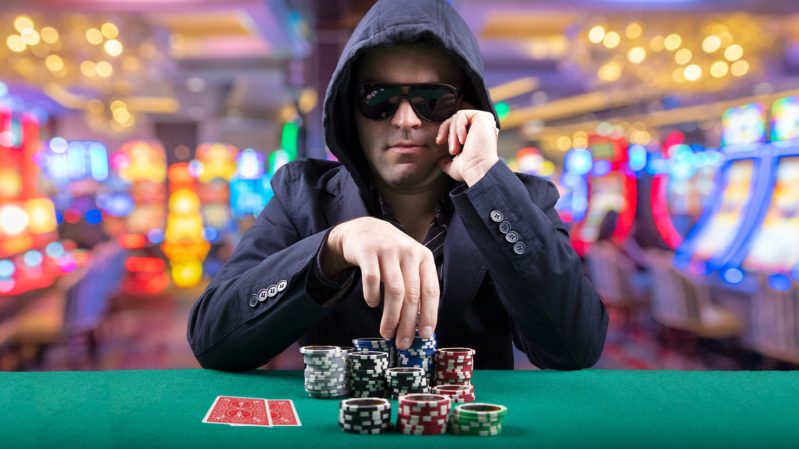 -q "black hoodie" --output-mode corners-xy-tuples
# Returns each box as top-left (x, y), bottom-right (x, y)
(188, 0), (608, 371)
